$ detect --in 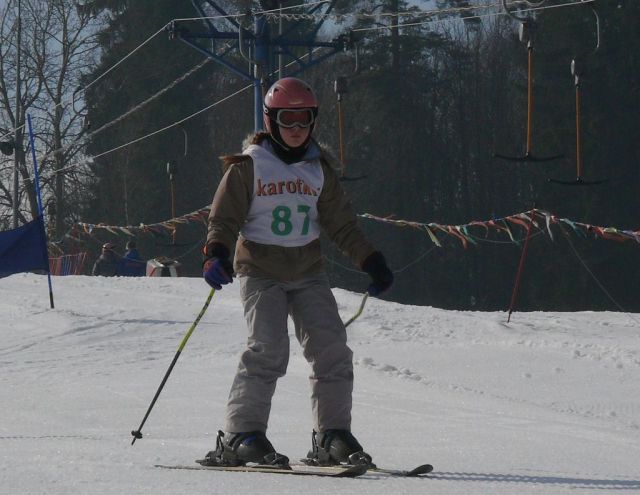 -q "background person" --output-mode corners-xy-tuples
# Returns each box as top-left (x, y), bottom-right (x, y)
(119, 240), (145, 276)
(92, 243), (120, 277)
